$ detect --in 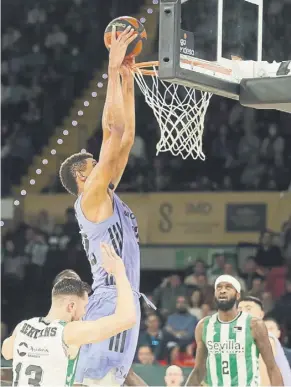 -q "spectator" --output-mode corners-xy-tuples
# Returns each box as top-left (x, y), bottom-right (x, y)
(32, 210), (55, 235)
(237, 126), (261, 164)
(223, 262), (246, 292)
(221, 175), (233, 190)
(281, 217), (291, 262)
(153, 275), (189, 316)
(247, 276), (266, 298)
(2, 27), (21, 50)
(196, 274), (214, 307)
(164, 365), (184, 387)
(239, 256), (258, 290)
(184, 260), (207, 286)
(188, 289), (203, 320)
(136, 346), (156, 365)
(261, 291), (275, 315)
(261, 124), (285, 167)
(255, 231), (285, 268)
(211, 124), (234, 166)
(138, 314), (163, 357)
(240, 154), (266, 189)
(27, 3), (47, 25)
(209, 253), (226, 278)
(45, 25), (68, 48)
(130, 134), (147, 162)
(62, 207), (79, 238)
(163, 296), (197, 351)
